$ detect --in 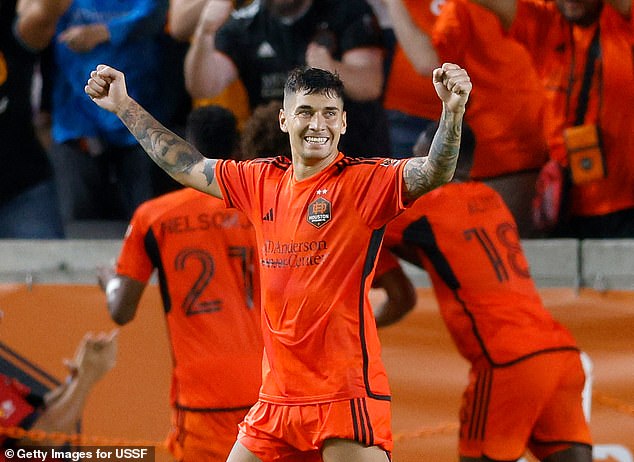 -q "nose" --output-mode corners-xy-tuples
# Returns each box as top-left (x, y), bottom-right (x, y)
(308, 112), (326, 130)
